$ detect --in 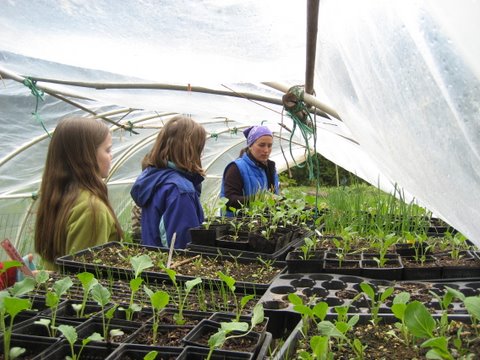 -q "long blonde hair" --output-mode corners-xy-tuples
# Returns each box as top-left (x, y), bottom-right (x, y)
(35, 117), (123, 263)
(148, 115), (206, 176)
